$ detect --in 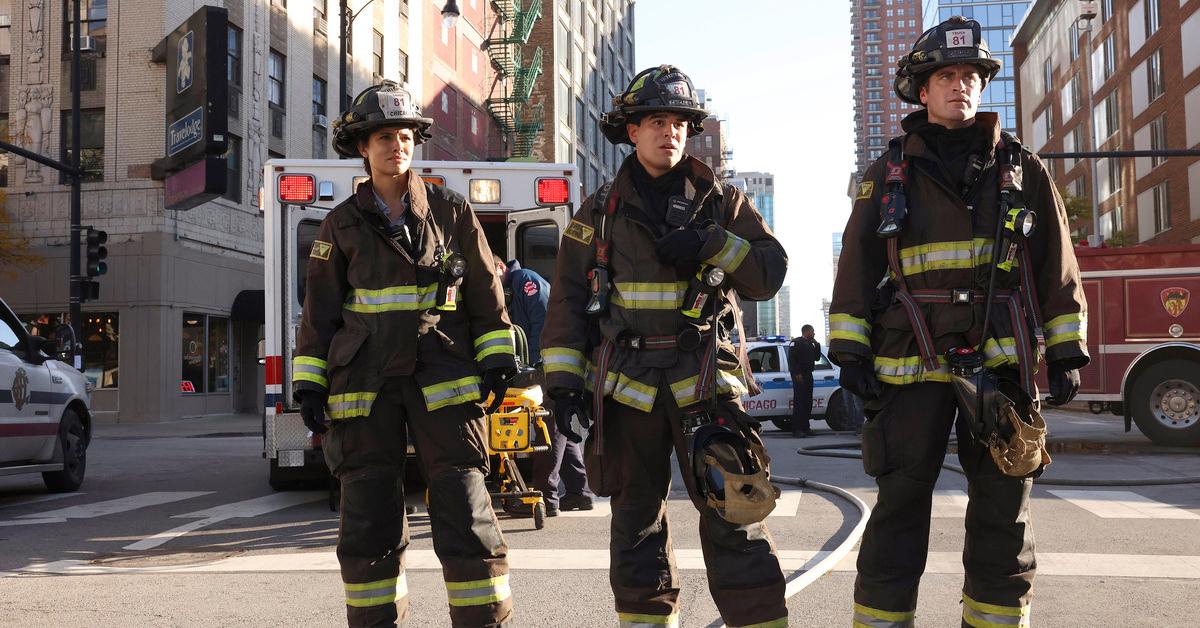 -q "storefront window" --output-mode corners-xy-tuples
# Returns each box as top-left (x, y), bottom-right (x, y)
(20, 311), (119, 389)
(182, 313), (229, 393)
